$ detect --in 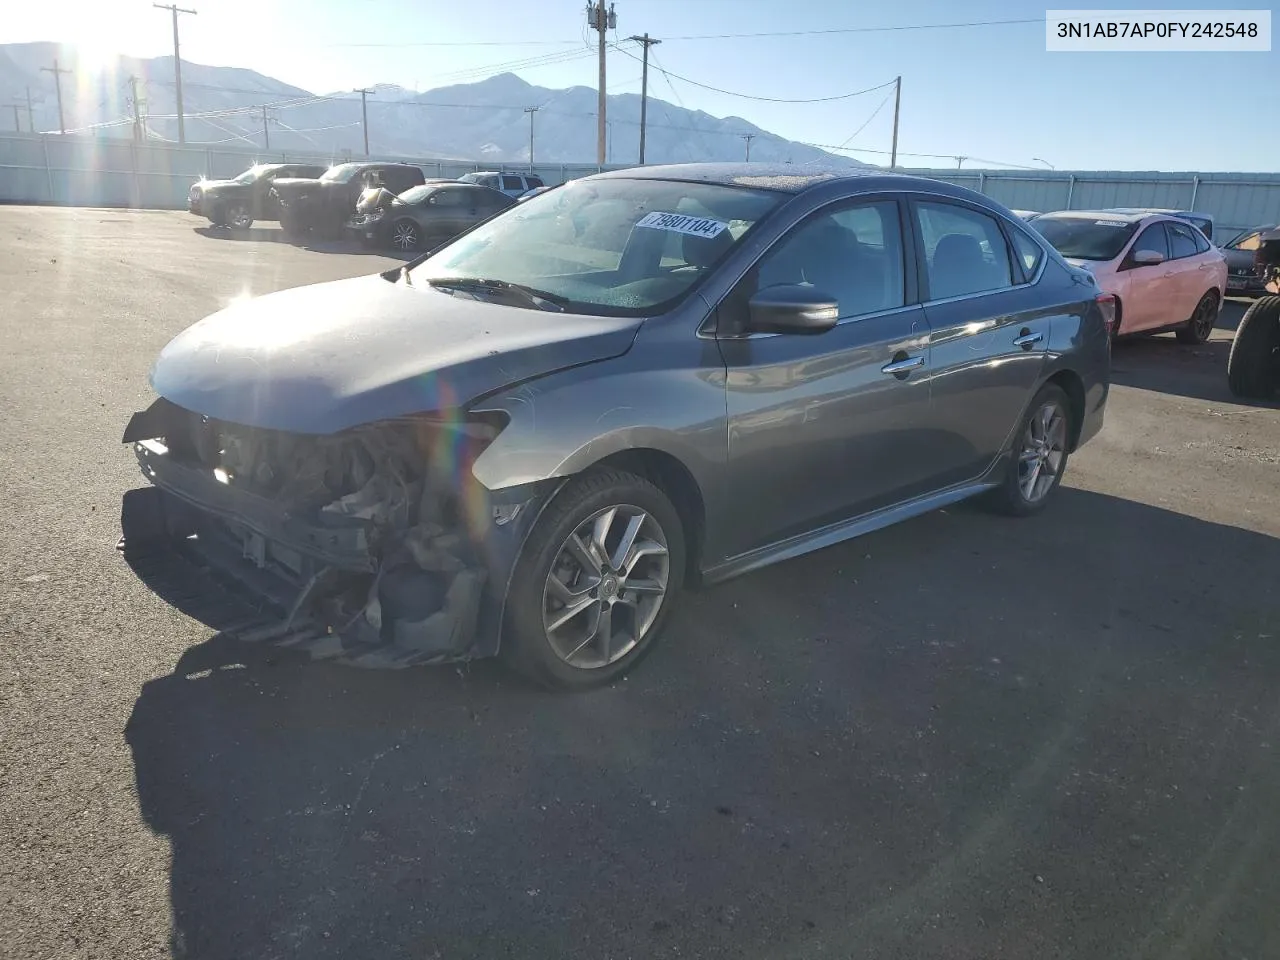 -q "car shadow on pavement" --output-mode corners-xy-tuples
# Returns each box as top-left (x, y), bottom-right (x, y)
(192, 225), (412, 260)
(1109, 300), (1279, 407)
(125, 488), (1280, 960)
